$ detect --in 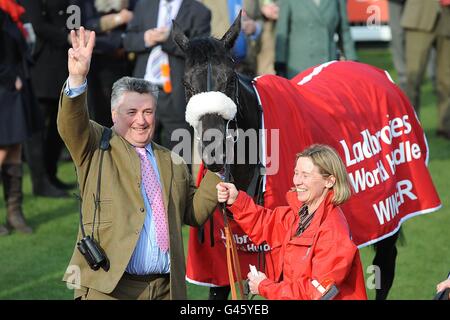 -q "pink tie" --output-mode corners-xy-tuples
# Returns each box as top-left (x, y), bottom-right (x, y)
(135, 147), (169, 252)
